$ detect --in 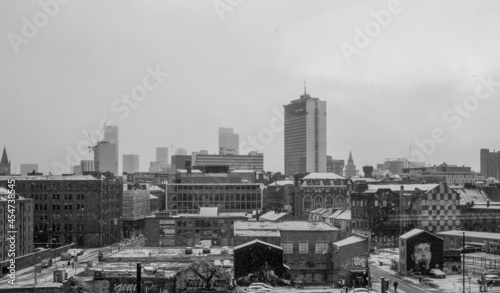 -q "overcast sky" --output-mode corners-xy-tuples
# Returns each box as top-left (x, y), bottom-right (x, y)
(1, 0), (500, 175)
